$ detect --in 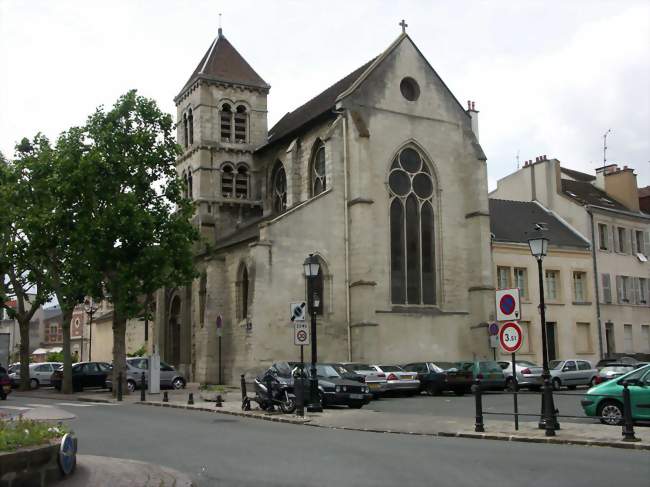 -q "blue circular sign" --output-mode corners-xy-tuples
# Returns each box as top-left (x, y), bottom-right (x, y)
(499, 294), (516, 316)
(58, 433), (77, 475)
(488, 323), (499, 336)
